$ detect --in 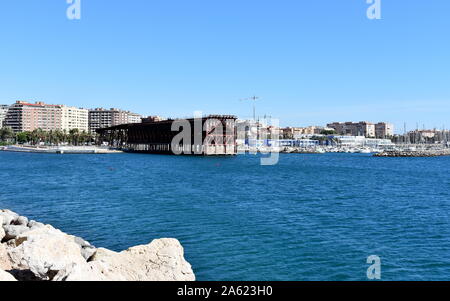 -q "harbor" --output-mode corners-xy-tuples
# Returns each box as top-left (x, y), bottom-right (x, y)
(2, 150), (450, 281)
